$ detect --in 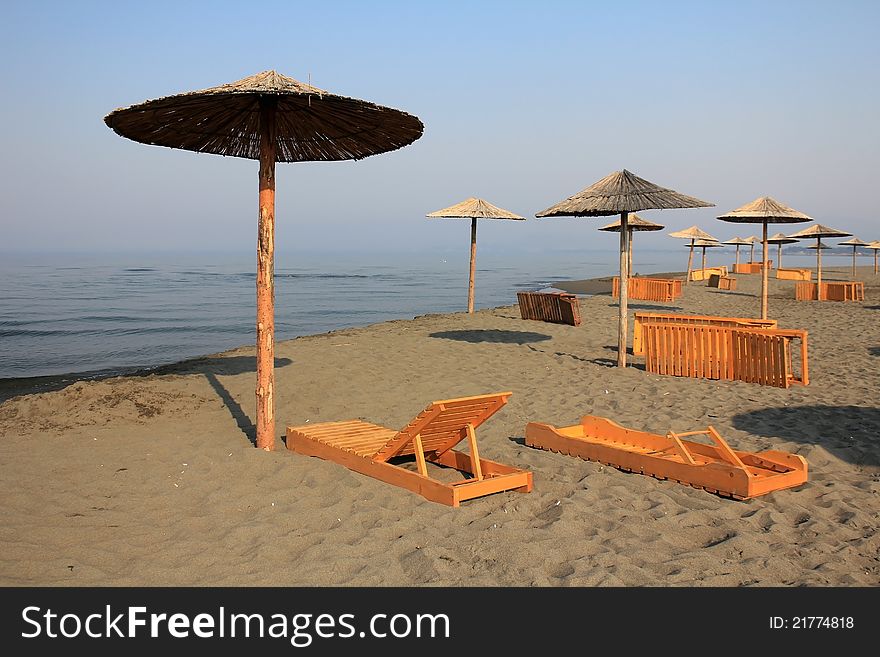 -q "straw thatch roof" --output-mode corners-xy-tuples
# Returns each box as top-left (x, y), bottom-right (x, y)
(787, 224), (852, 239)
(767, 232), (798, 244)
(838, 238), (868, 247)
(598, 214), (664, 232)
(426, 197), (525, 220)
(717, 196), (812, 224)
(690, 239), (723, 248)
(806, 243), (832, 250)
(668, 225), (718, 241)
(104, 70), (424, 162)
(723, 236), (753, 245)
(535, 169), (713, 217)
(866, 241), (880, 250)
